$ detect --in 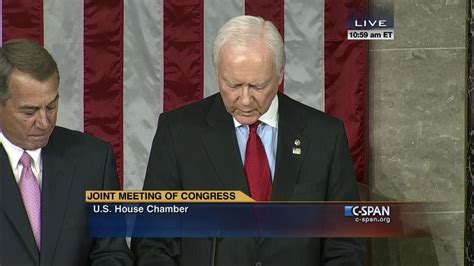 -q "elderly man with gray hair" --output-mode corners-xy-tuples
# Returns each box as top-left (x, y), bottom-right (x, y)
(133, 15), (364, 266)
(0, 39), (134, 265)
